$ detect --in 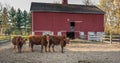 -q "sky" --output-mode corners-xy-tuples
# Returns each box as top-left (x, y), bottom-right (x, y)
(0, 0), (100, 12)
